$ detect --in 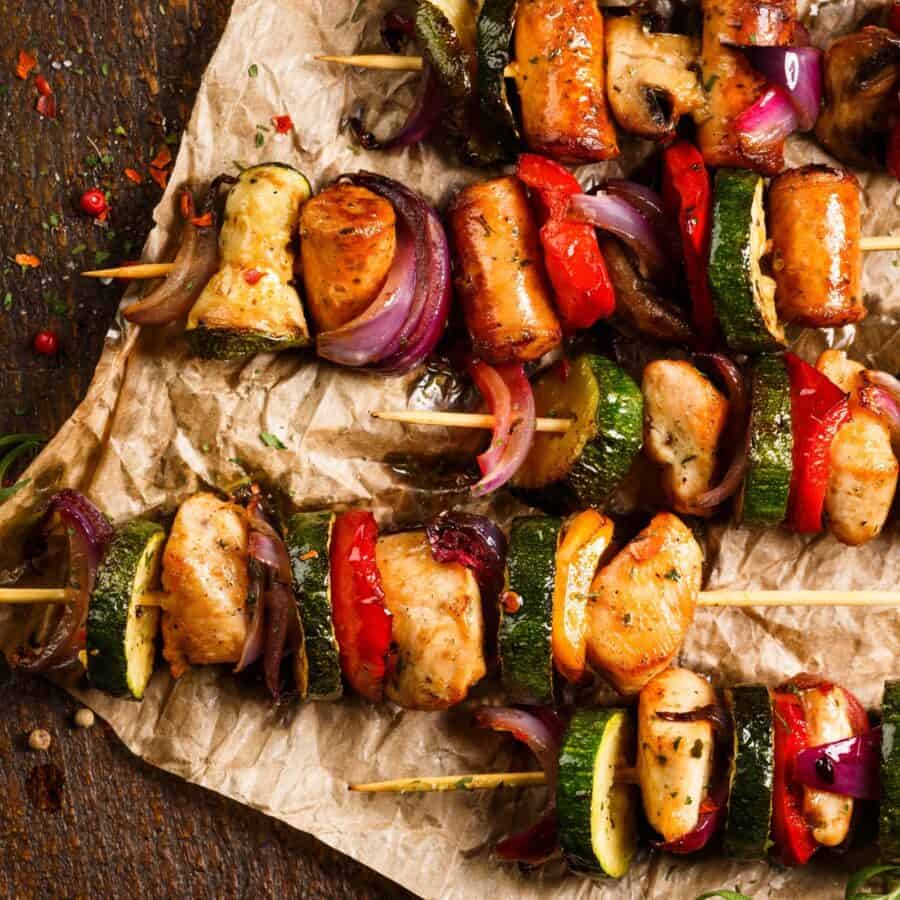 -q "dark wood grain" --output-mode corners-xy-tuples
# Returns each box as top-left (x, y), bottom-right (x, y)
(0, 3), (411, 897)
